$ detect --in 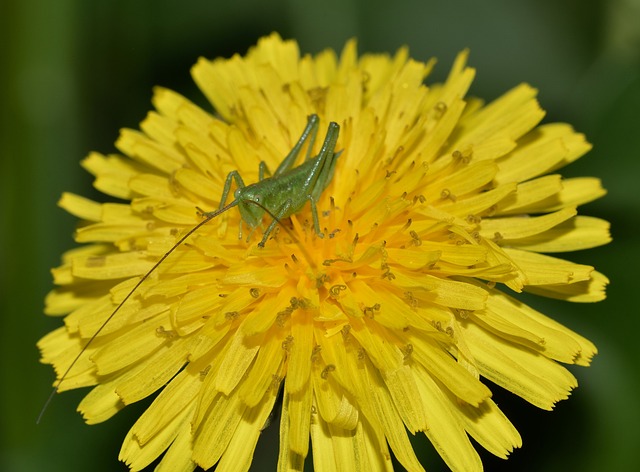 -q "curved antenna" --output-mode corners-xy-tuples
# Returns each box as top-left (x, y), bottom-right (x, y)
(37, 199), (238, 424)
